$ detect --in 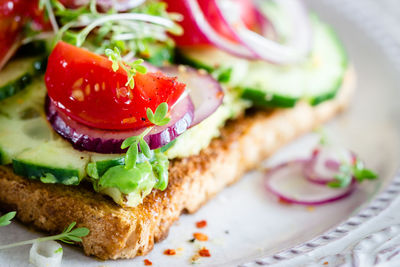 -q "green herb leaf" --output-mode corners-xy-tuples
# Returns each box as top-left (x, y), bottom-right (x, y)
(135, 64), (147, 74)
(139, 139), (151, 159)
(0, 211), (16, 227)
(121, 136), (138, 149)
(352, 159), (378, 182)
(64, 221), (76, 233)
(328, 157), (378, 188)
(132, 59), (144, 65)
(147, 102), (170, 126)
(359, 169), (378, 179)
(125, 141), (138, 169)
(105, 46), (147, 89)
(329, 173), (352, 188)
(157, 117), (171, 126)
(146, 108), (155, 123)
(154, 102), (168, 122)
(63, 235), (82, 242)
(121, 103), (171, 170)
